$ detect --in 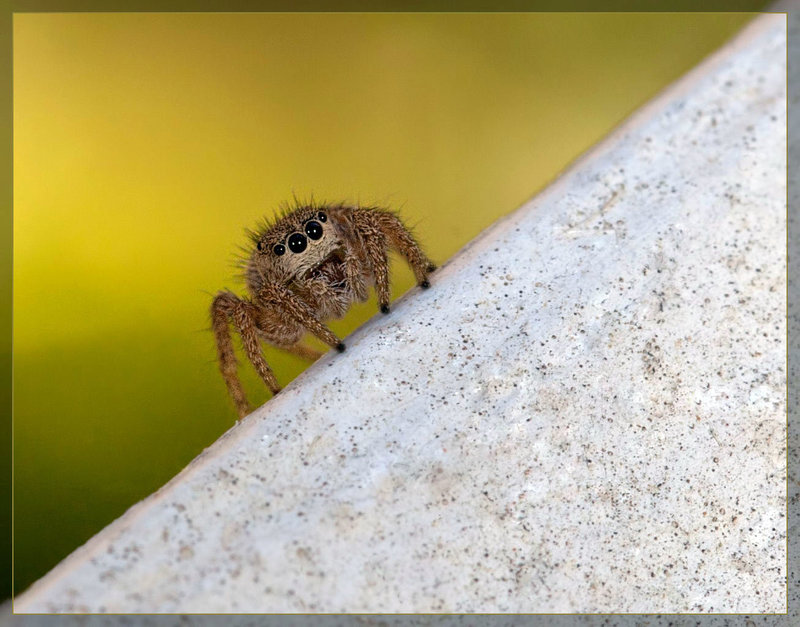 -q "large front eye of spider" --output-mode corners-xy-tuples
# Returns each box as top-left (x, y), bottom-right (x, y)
(287, 232), (307, 254)
(304, 220), (323, 240)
